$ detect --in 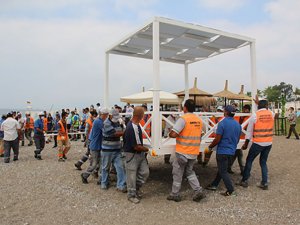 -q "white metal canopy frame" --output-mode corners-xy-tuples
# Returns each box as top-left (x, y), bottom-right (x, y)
(104, 17), (257, 155)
